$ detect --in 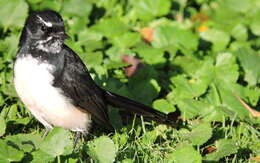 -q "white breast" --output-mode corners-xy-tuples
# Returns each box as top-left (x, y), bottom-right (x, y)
(14, 55), (91, 133)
